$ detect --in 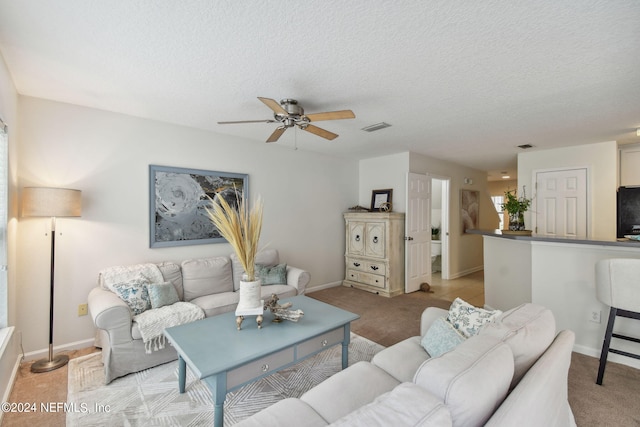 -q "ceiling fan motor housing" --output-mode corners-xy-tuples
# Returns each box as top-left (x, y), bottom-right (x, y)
(276, 99), (307, 127)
